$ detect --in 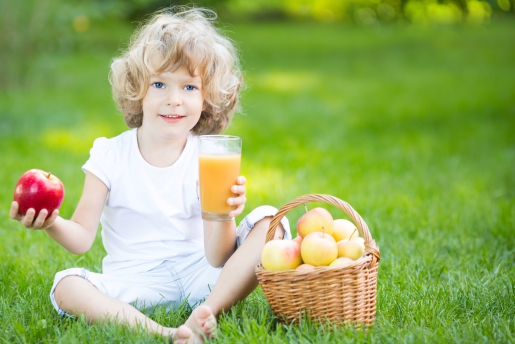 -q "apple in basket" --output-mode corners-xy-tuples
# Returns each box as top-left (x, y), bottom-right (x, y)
(261, 239), (302, 271)
(332, 219), (359, 242)
(295, 263), (316, 271)
(329, 257), (354, 267)
(297, 207), (334, 238)
(337, 236), (365, 260)
(300, 231), (338, 266)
